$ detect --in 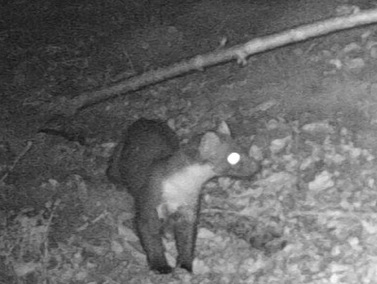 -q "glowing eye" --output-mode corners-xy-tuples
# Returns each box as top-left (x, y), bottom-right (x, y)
(227, 152), (240, 165)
